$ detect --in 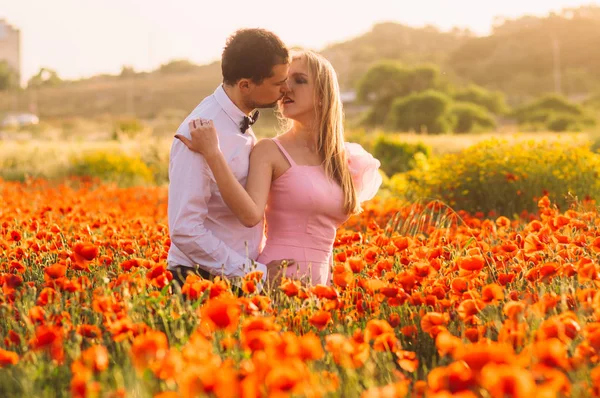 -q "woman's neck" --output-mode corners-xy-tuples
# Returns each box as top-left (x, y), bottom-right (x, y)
(290, 122), (319, 152)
